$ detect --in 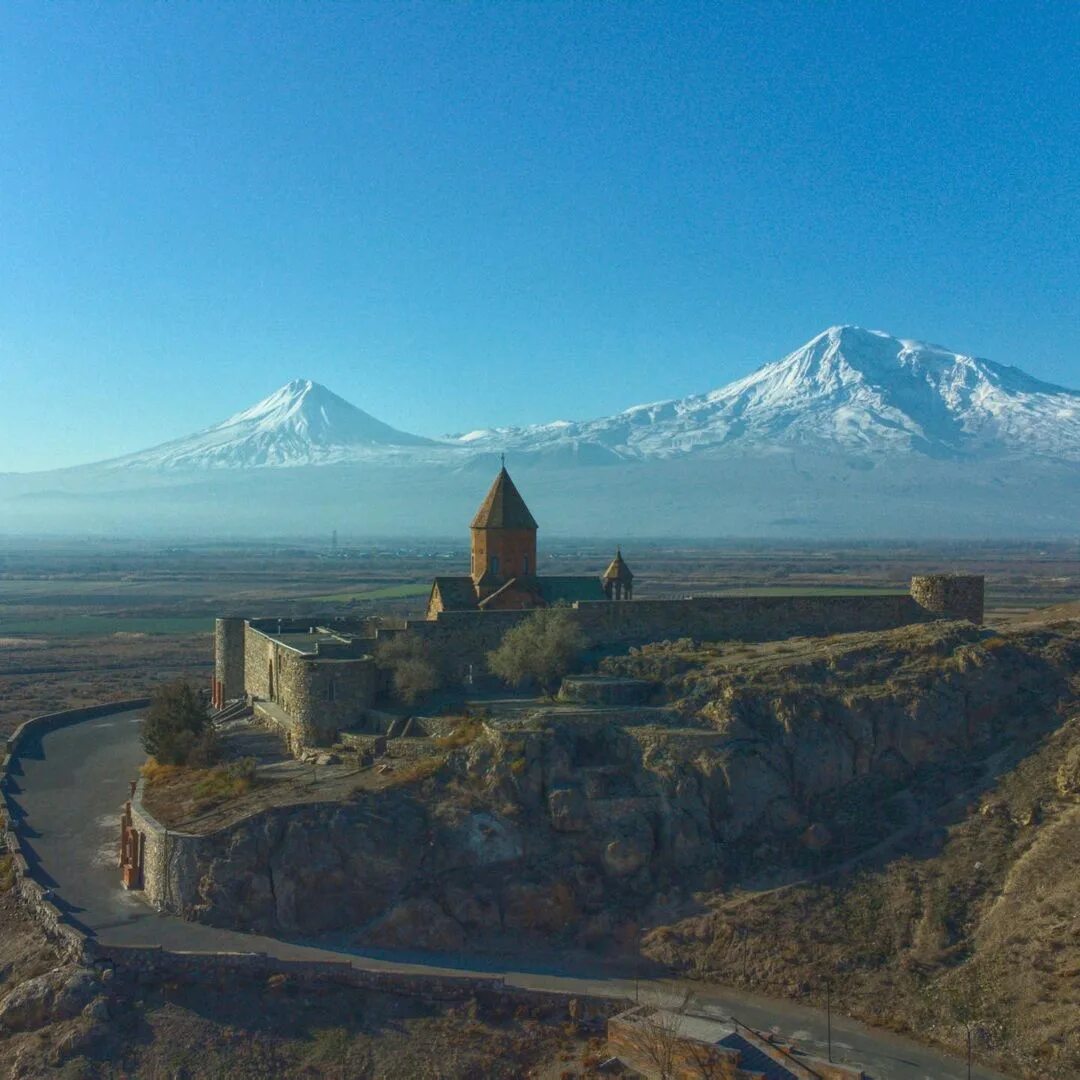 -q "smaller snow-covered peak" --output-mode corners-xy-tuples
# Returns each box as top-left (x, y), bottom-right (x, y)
(111, 379), (436, 469)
